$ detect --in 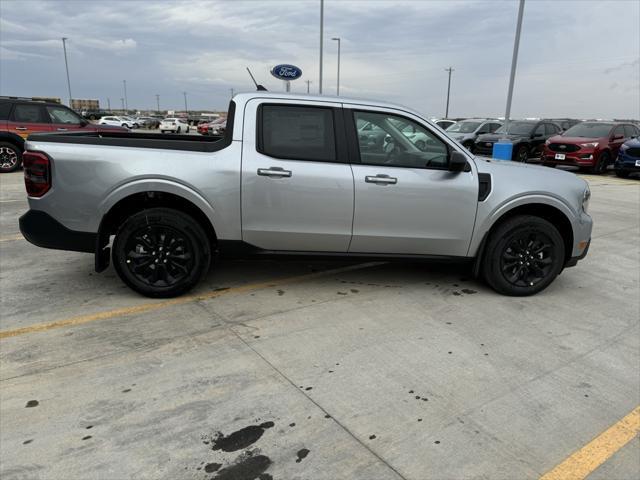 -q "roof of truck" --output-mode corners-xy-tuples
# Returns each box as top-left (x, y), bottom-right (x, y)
(231, 91), (425, 118)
